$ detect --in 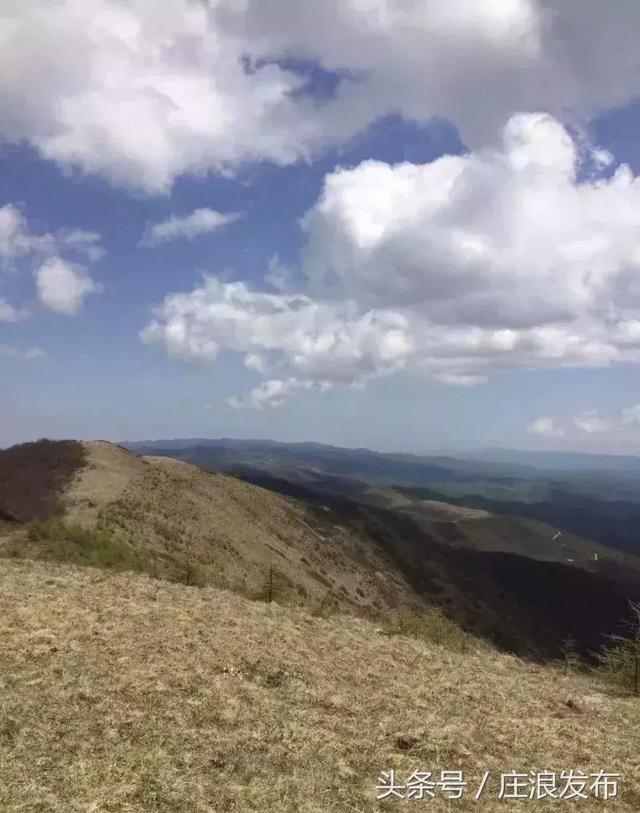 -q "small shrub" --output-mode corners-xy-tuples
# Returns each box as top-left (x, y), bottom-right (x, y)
(25, 519), (141, 572)
(387, 607), (473, 653)
(311, 590), (338, 618)
(595, 601), (640, 696)
(560, 635), (582, 676)
(256, 563), (290, 604)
